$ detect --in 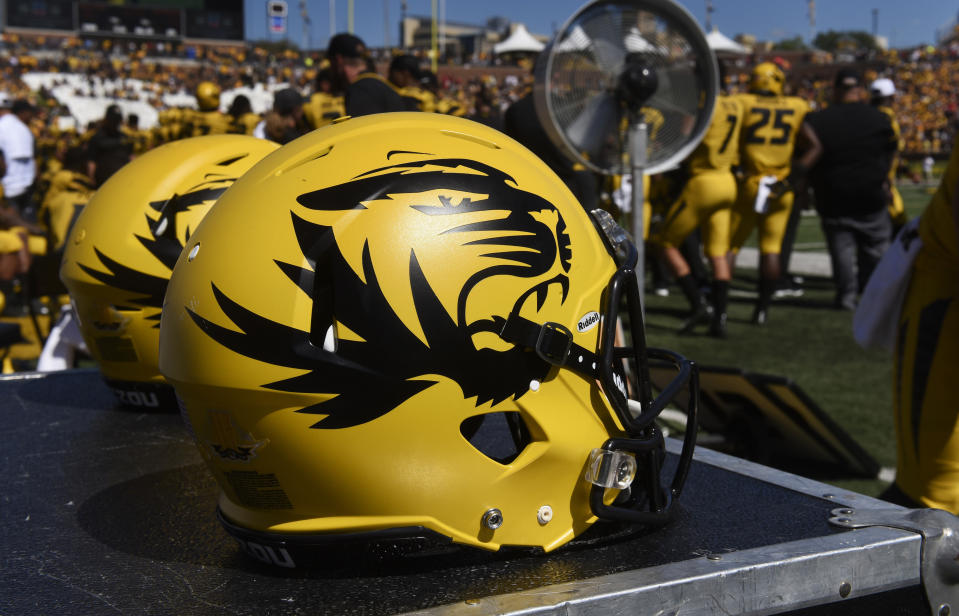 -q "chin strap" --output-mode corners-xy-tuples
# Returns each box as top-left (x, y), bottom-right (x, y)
(499, 312), (603, 380)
